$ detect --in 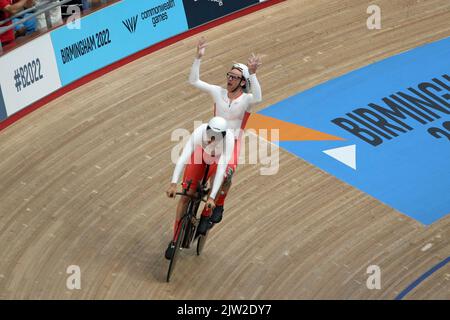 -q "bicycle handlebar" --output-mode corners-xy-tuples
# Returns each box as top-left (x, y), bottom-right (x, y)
(172, 178), (211, 204)
(175, 192), (208, 203)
